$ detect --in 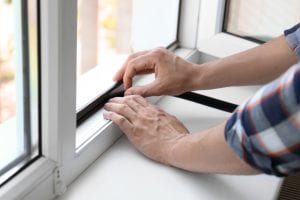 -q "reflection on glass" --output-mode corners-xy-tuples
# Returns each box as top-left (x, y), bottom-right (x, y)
(0, 0), (39, 185)
(131, 0), (180, 51)
(0, 1), (19, 172)
(224, 0), (300, 42)
(0, 0), (15, 123)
